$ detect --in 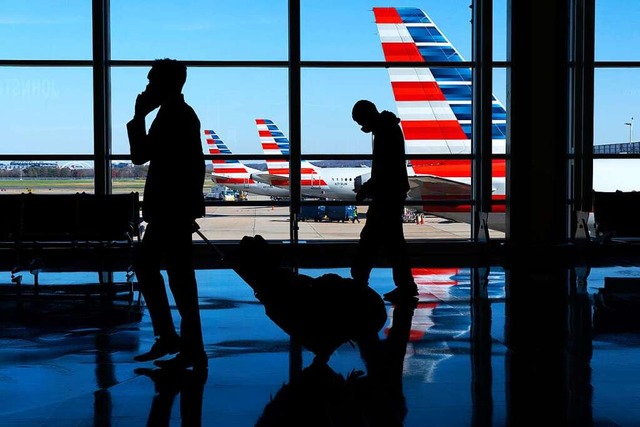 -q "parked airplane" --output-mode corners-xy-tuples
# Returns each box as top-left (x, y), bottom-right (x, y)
(204, 129), (290, 199)
(254, 5), (508, 231)
(254, 119), (375, 200)
(208, 6), (508, 231)
(253, 119), (479, 210)
(373, 6), (506, 230)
